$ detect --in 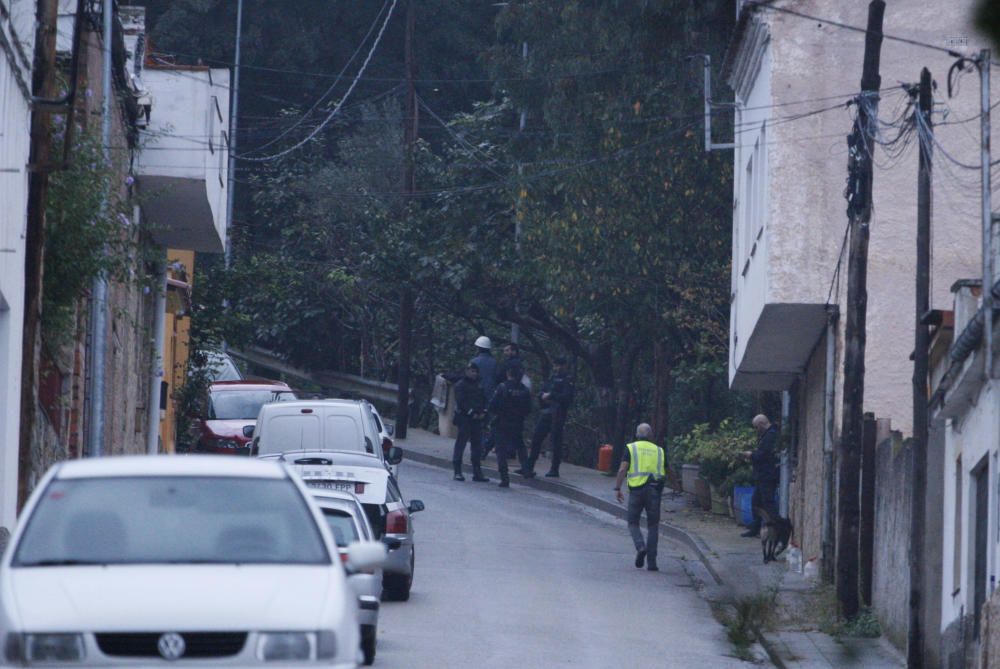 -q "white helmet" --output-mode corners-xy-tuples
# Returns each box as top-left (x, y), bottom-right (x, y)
(474, 335), (492, 349)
